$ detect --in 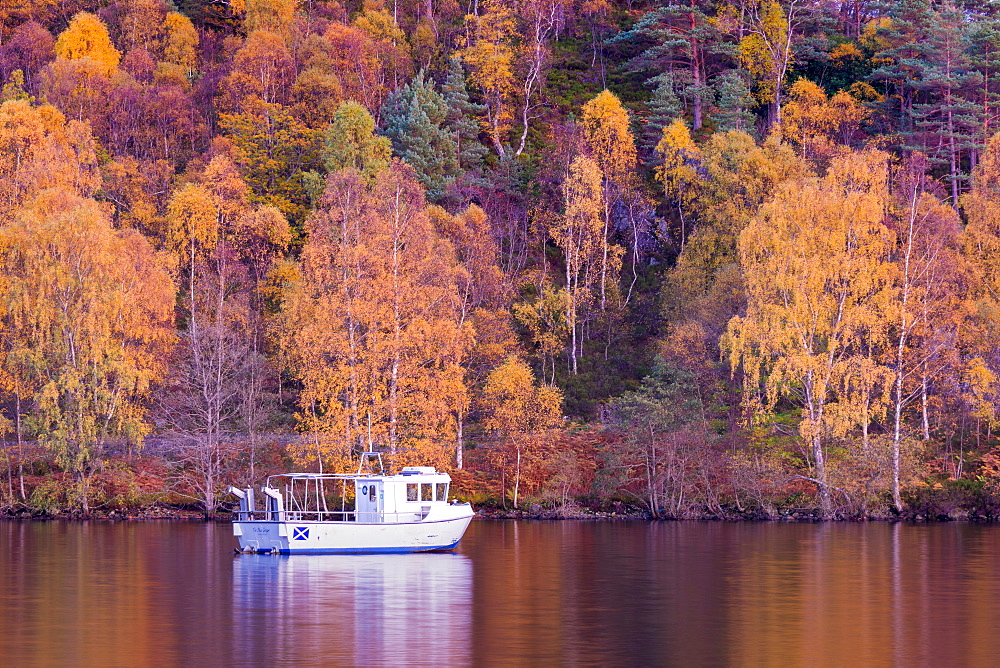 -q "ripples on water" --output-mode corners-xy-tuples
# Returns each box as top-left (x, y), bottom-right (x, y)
(1, 520), (1000, 666)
